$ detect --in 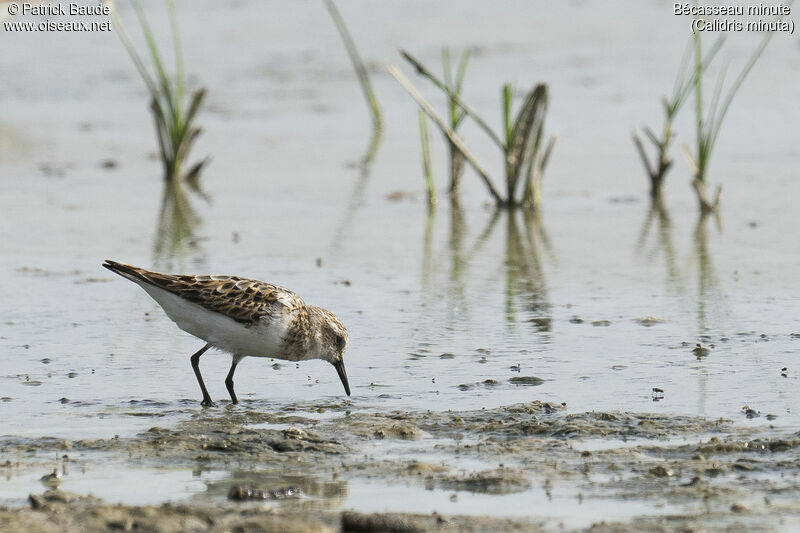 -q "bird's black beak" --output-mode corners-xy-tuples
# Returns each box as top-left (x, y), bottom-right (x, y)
(333, 360), (351, 396)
